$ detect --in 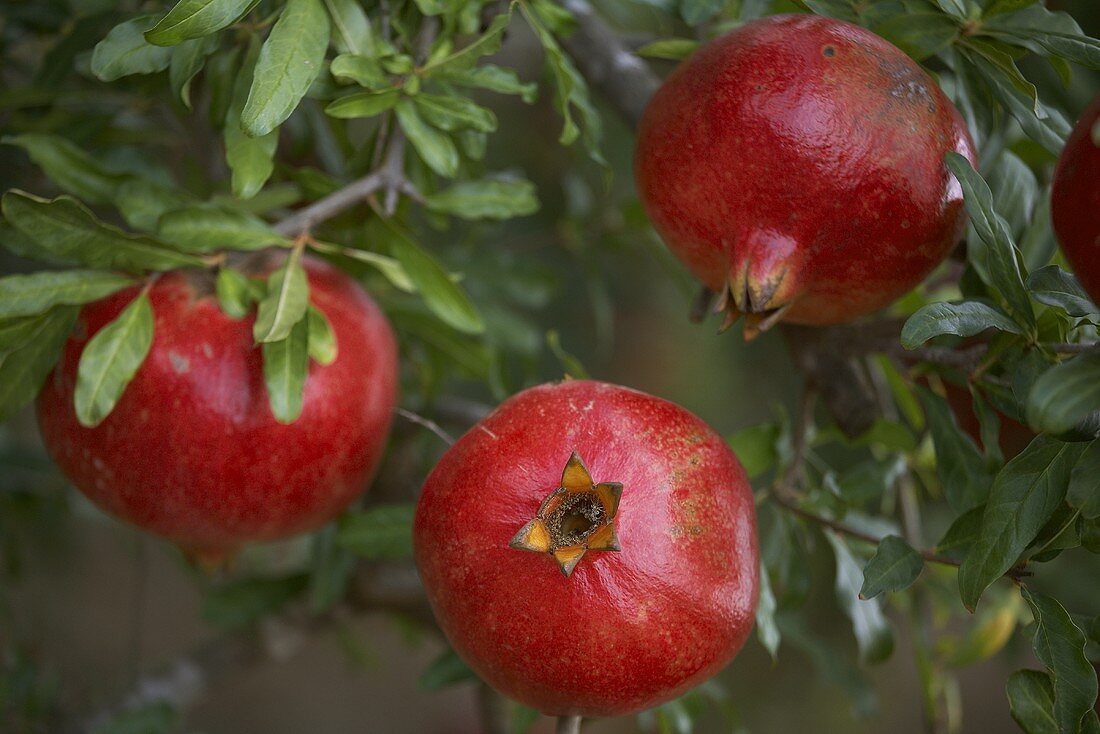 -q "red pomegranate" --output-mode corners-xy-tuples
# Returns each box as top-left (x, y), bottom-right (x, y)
(635, 14), (976, 338)
(37, 258), (399, 560)
(1052, 94), (1100, 304)
(413, 380), (758, 717)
